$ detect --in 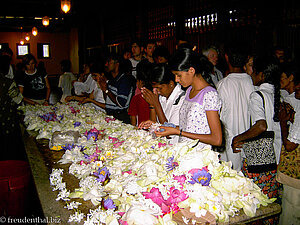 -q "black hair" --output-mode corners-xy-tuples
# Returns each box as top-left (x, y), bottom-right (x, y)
(224, 41), (248, 68)
(145, 39), (157, 47)
(119, 59), (133, 74)
(22, 53), (37, 66)
(131, 39), (143, 48)
(0, 55), (11, 75)
(280, 62), (300, 84)
(89, 61), (104, 74)
(168, 47), (215, 87)
(60, 59), (71, 72)
(177, 42), (193, 50)
(0, 46), (13, 57)
(150, 63), (175, 85)
(152, 45), (170, 61)
(253, 57), (281, 122)
(136, 60), (152, 90)
(106, 52), (122, 63)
